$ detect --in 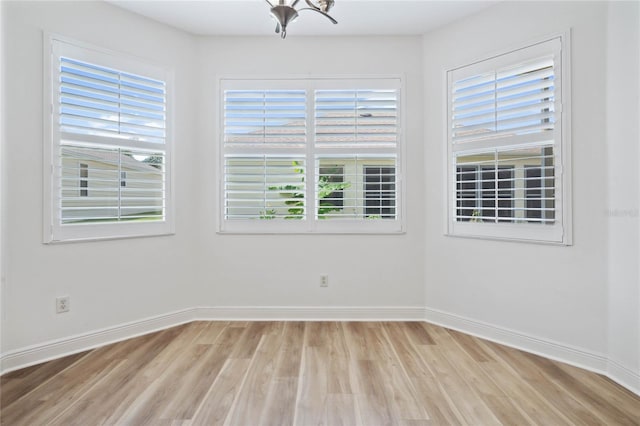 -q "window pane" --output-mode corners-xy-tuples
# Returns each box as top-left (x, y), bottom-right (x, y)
(119, 151), (165, 221)
(315, 90), (398, 147)
(364, 167), (396, 219)
(456, 166), (477, 221)
(225, 156), (306, 220)
(224, 90), (306, 146)
(318, 165), (346, 219)
(451, 57), (555, 144)
(455, 153), (494, 222)
(60, 145), (165, 224)
(315, 156), (396, 220)
(497, 146), (554, 224)
(480, 166), (514, 222)
(79, 163), (89, 197)
(59, 57), (166, 144)
(455, 146), (555, 224)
